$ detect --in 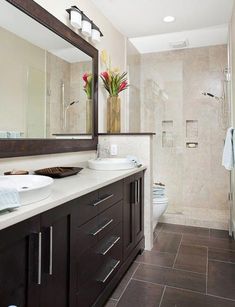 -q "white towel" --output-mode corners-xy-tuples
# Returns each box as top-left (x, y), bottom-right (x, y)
(0, 177), (20, 211)
(222, 127), (234, 170)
